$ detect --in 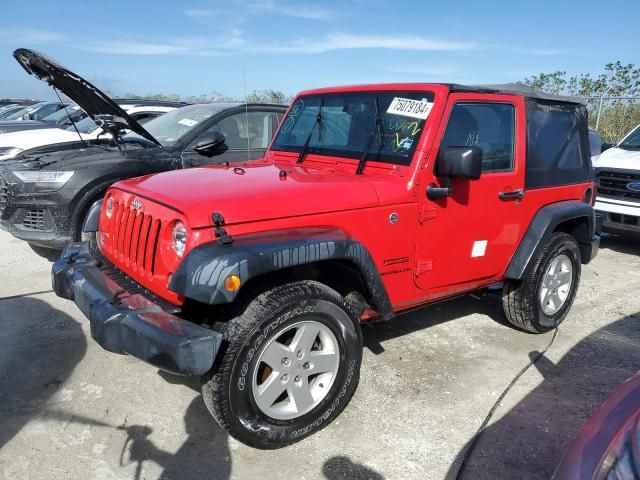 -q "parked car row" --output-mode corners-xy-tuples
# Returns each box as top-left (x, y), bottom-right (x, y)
(0, 48), (628, 470)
